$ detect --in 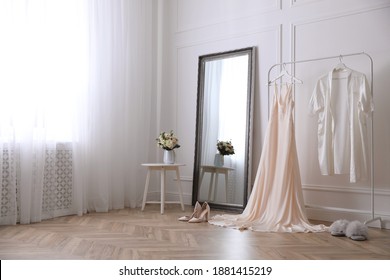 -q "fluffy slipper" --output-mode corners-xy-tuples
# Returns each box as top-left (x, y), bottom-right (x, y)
(329, 219), (349, 236)
(346, 220), (368, 241)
